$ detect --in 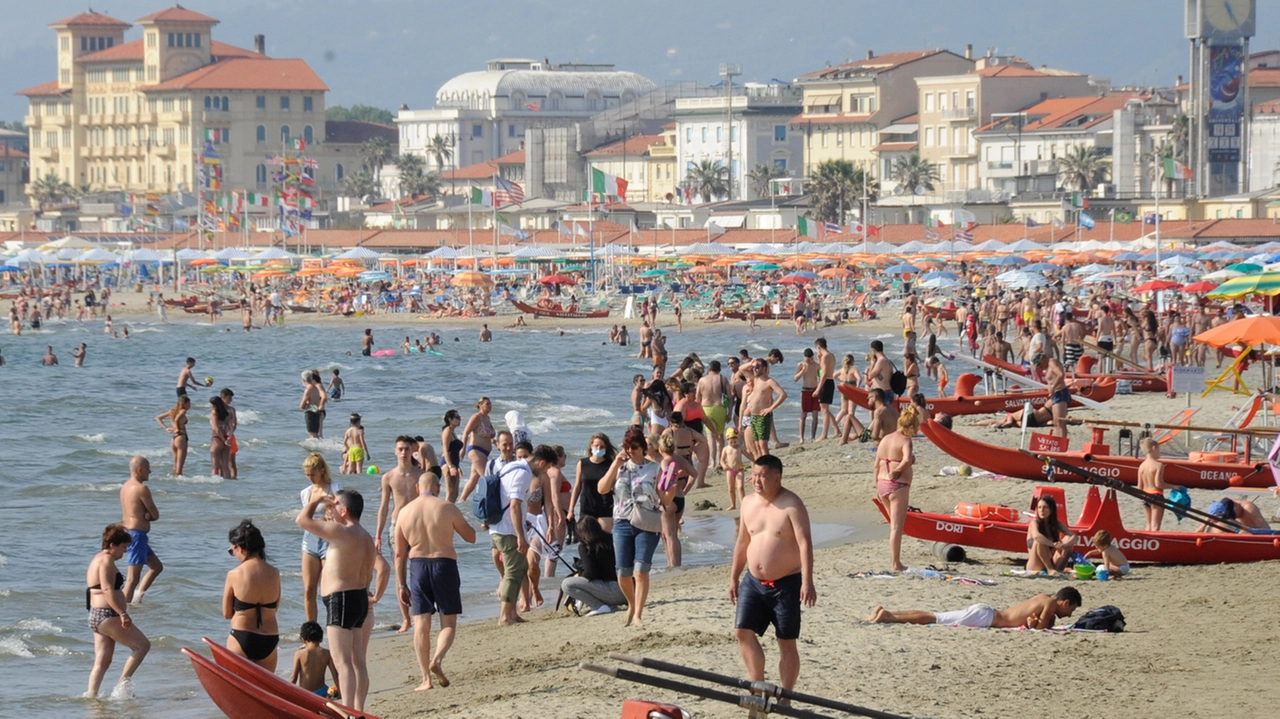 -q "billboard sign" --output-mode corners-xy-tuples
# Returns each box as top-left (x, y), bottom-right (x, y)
(1207, 45), (1244, 163)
